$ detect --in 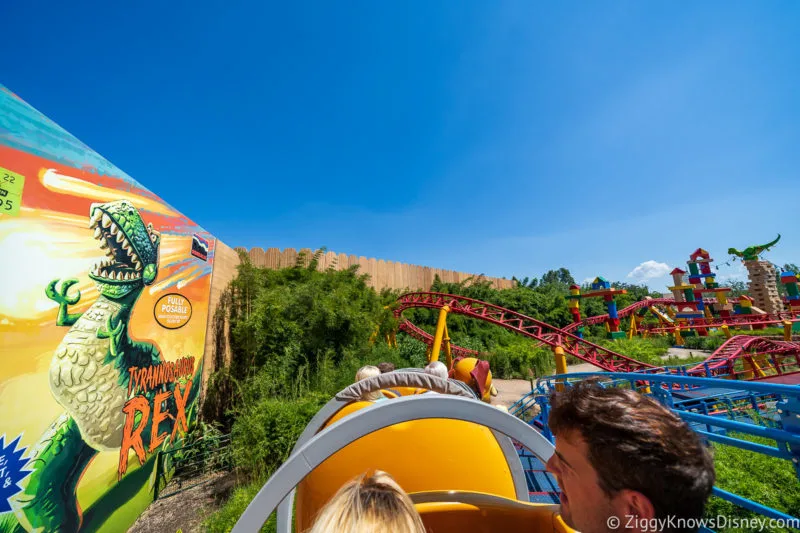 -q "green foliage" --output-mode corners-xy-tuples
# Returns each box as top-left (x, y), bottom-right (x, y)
(231, 384), (328, 481)
(661, 353), (709, 367)
(723, 280), (750, 297)
(203, 256), (421, 528)
(682, 335), (726, 351)
(589, 337), (672, 365)
(730, 327), (785, 337)
(705, 432), (800, 533)
(204, 253), (393, 431)
(681, 328), (787, 352)
(203, 480), (277, 533)
(485, 342), (554, 379)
